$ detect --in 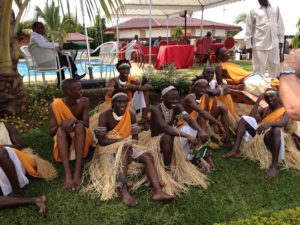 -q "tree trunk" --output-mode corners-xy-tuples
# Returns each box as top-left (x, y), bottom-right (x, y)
(0, 0), (26, 115)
